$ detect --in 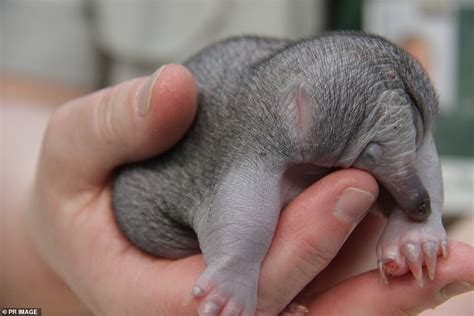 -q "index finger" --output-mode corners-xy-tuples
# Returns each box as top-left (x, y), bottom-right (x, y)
(305, 241), (474, 315)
